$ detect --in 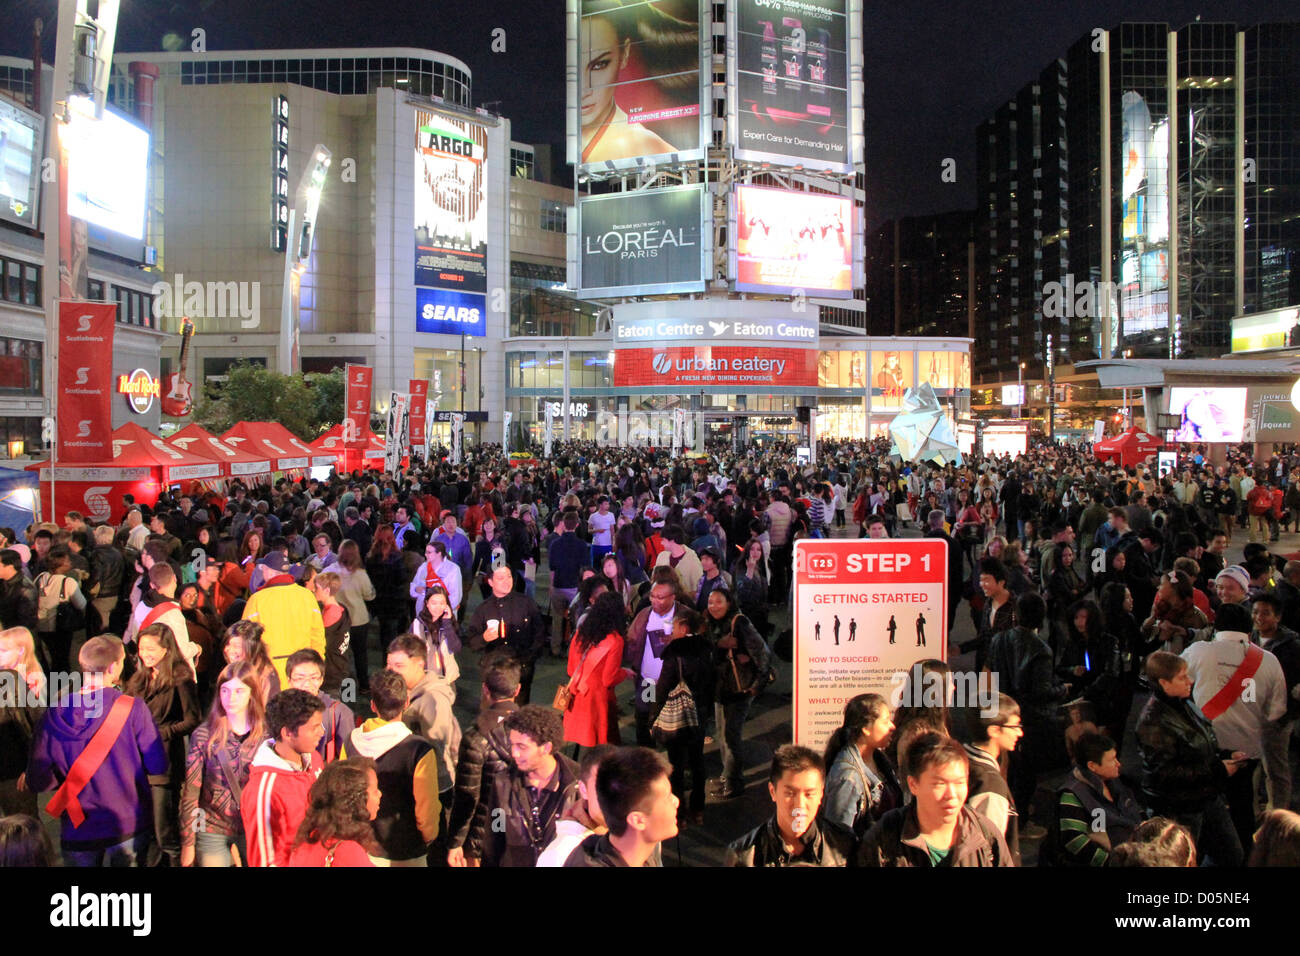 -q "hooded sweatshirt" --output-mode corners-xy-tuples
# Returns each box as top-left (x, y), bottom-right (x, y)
(402, 673), (463, 792)
(27, 687), (168, 849)
(348, 717), (441, 860)
(242, 576), (326, 687)
(240, 739), (323, 867)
